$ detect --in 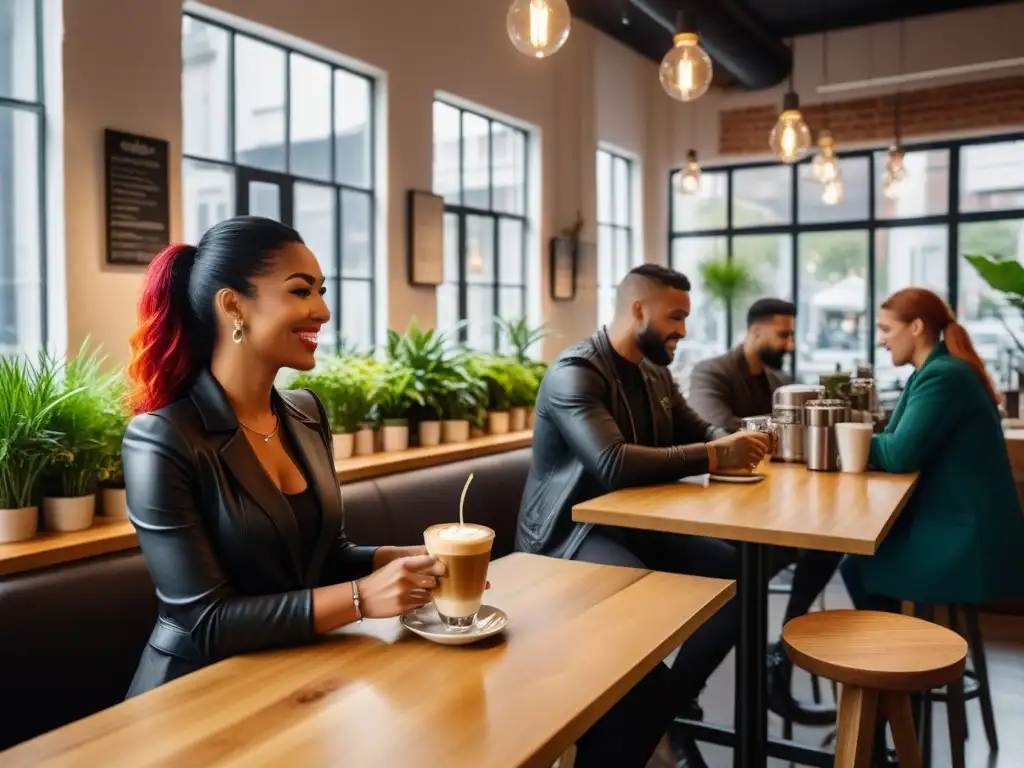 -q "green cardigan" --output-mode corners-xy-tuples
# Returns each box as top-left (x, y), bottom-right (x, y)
(861, 342), (1024, 605)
